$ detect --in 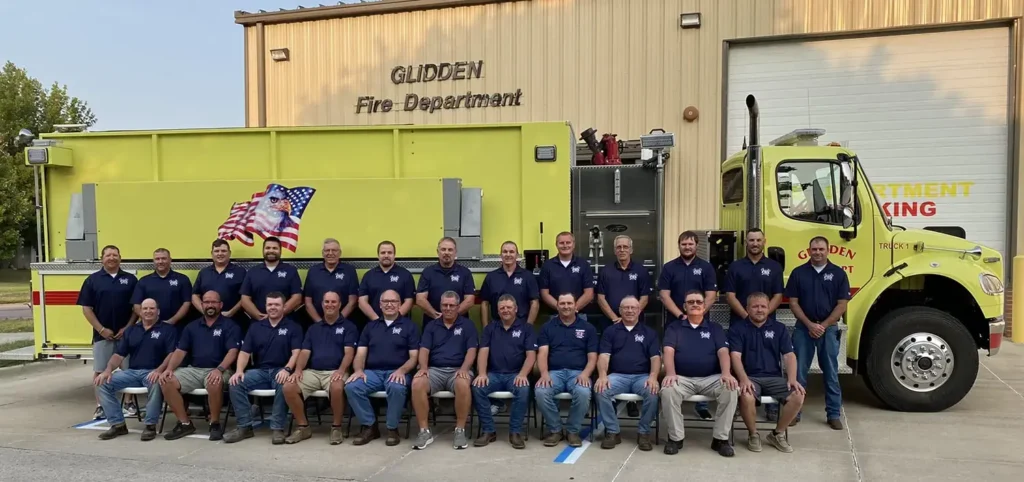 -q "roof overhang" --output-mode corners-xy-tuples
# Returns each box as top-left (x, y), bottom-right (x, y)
(235, 0), (528, 26)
